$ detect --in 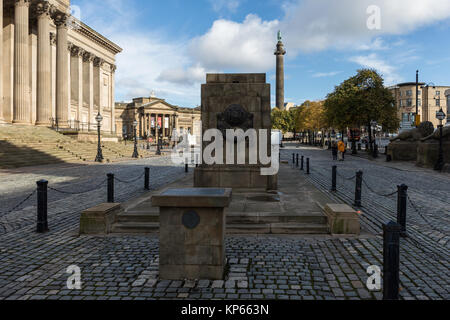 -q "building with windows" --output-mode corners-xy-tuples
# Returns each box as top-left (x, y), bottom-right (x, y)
(388, 82), (450, 131)
(0, 0), (122, 133)
(115, 95), (201, 143)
